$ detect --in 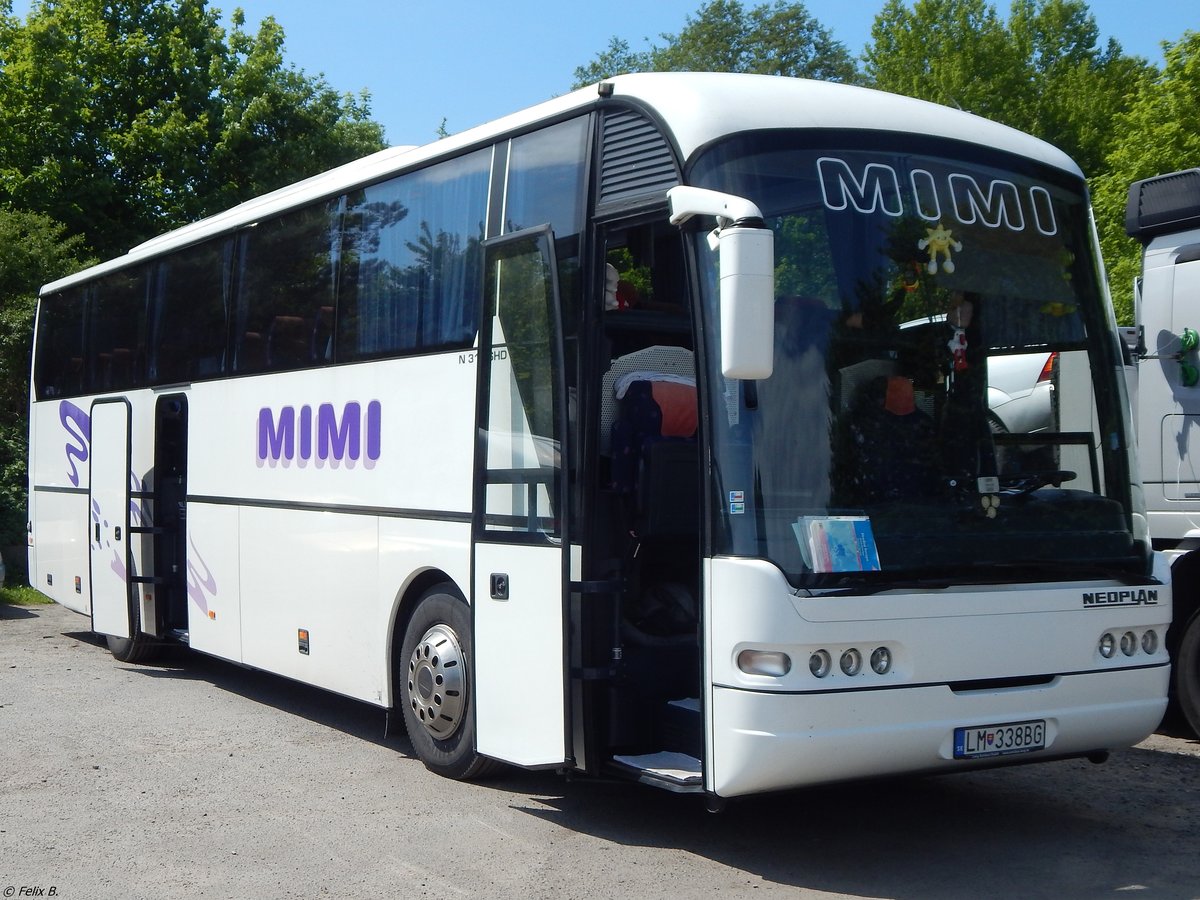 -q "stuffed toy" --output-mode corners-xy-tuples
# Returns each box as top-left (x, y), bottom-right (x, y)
(918, 223), (962, 274)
